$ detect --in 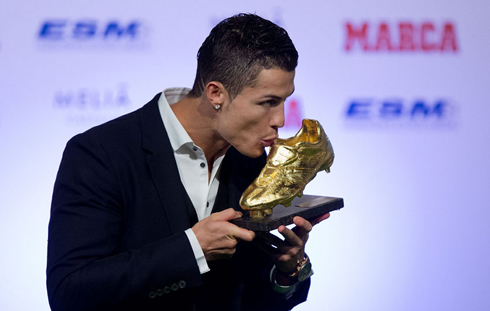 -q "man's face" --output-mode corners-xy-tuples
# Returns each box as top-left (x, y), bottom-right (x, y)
(216, 68), (295, 158)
